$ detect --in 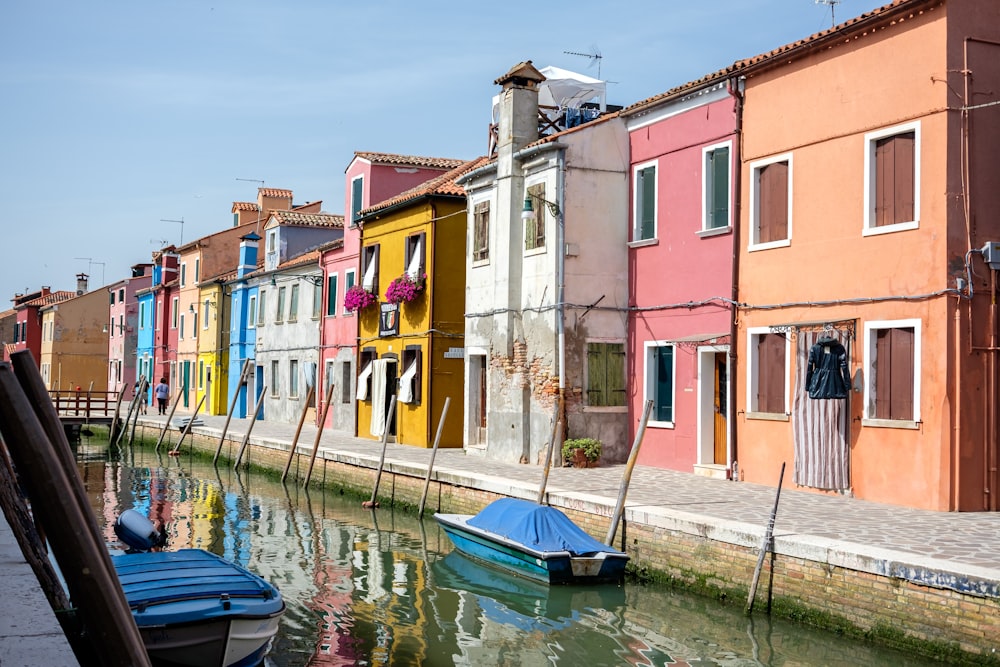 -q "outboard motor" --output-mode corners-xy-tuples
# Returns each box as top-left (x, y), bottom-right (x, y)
(114, 509), (168, 553)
